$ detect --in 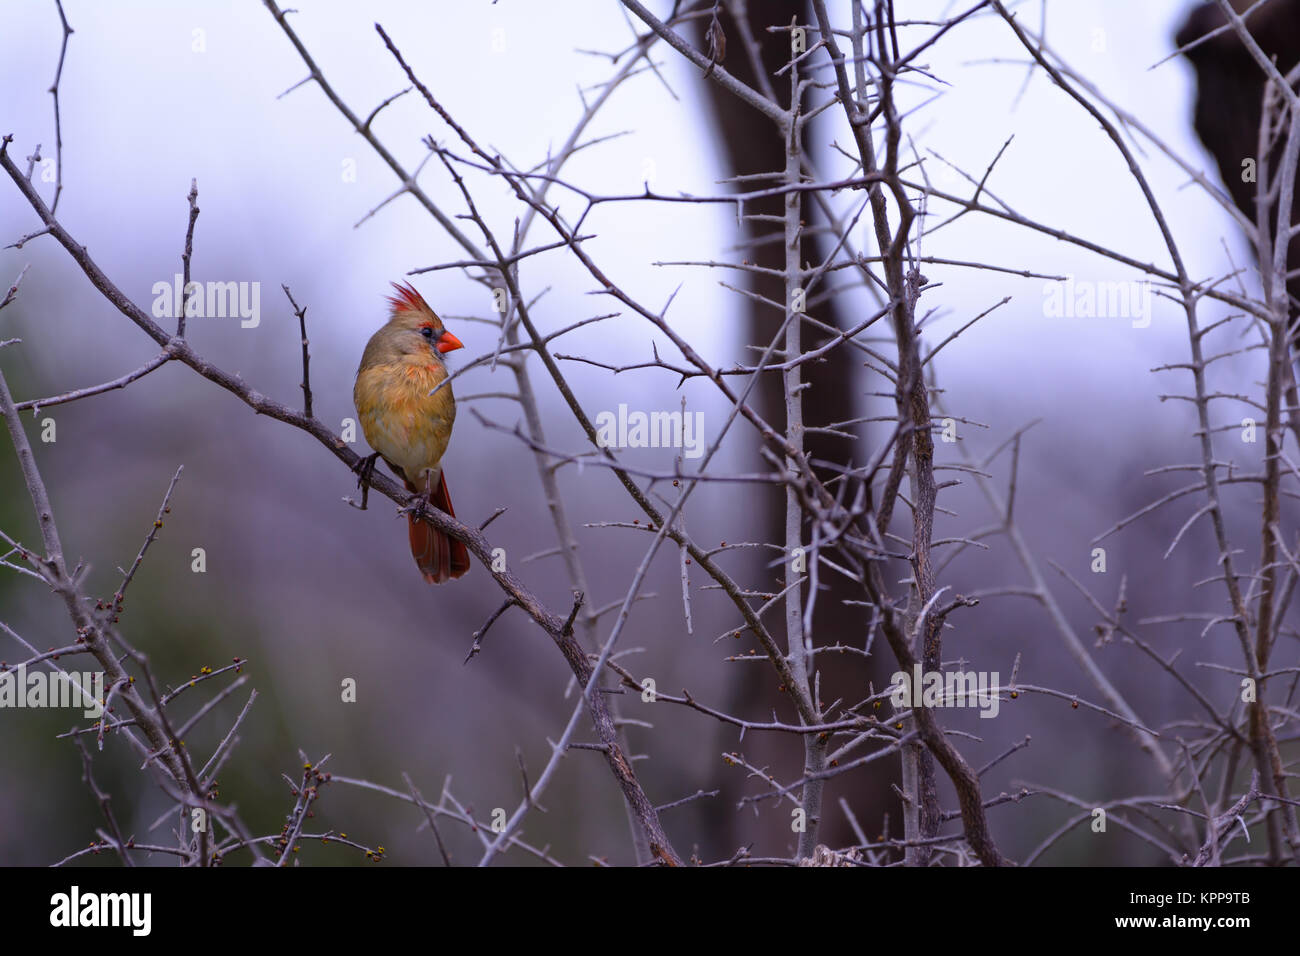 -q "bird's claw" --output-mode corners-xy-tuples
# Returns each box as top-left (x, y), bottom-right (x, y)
(353, 452), (379, 488)
(351, 452), (380, 510)
(403, 496), (430, 522)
